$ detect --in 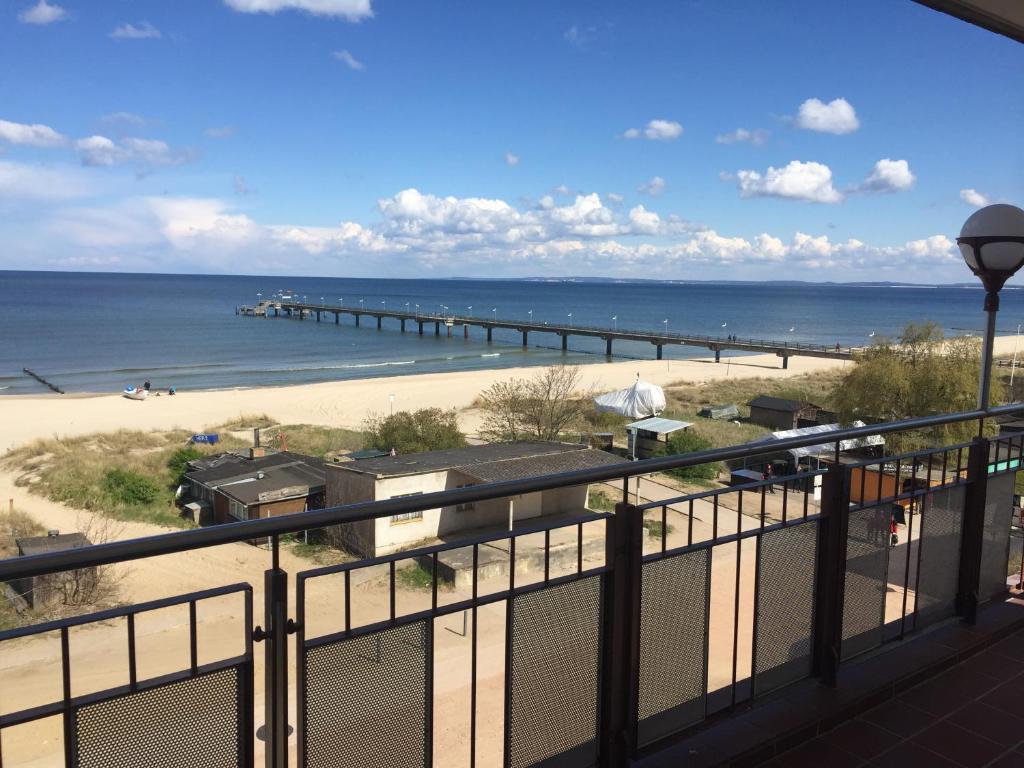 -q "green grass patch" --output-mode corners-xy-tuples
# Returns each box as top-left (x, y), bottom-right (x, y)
(216, 413), (279, 431)
(643, 519), (674, 539)
(396, 562), (436, 591)
(588, 488), (616, 512)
